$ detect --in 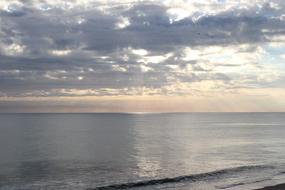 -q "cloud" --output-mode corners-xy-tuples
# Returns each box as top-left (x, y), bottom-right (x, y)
(0, 0), (285, 99)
